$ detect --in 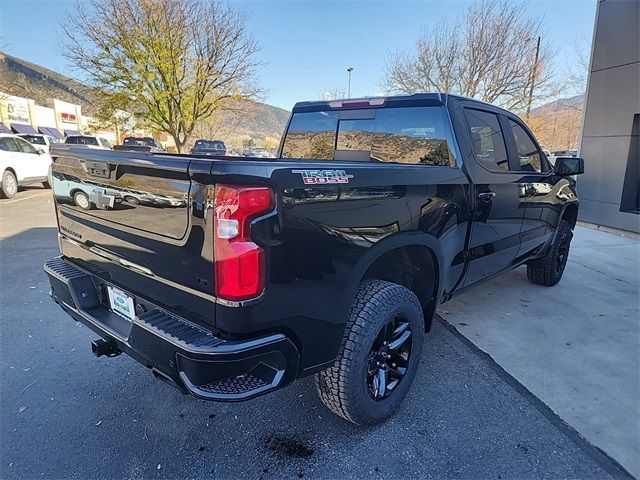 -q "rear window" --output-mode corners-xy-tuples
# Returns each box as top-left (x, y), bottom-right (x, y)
(66, 136), (99, 146)
(123, 137), (156, 147)
(281, 107), (455, 166)
(194, 140), (225, 150)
